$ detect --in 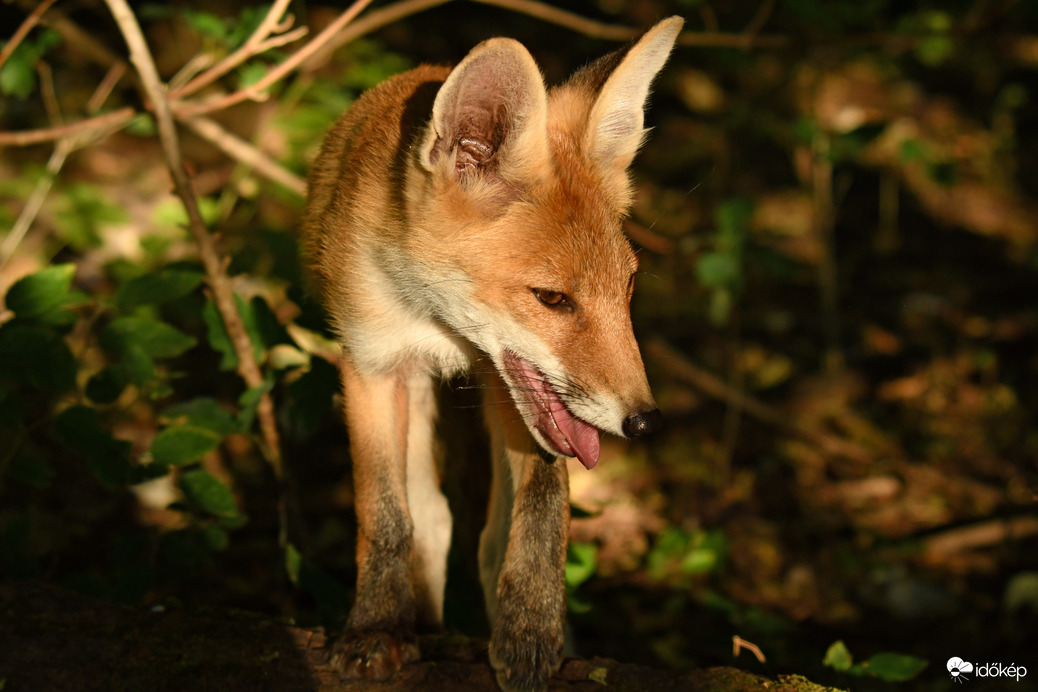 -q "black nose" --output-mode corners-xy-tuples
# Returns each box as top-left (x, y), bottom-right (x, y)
(622, 409), (664, 438)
